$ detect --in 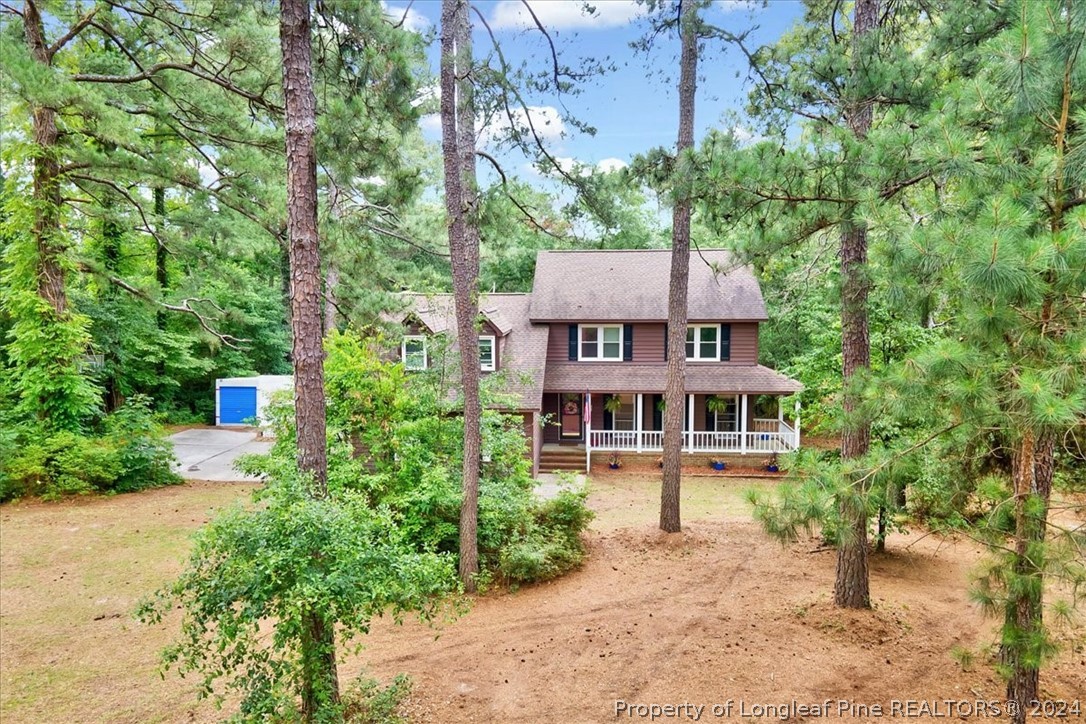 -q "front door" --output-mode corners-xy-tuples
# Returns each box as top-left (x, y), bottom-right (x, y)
(560, 393), (582, 440)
